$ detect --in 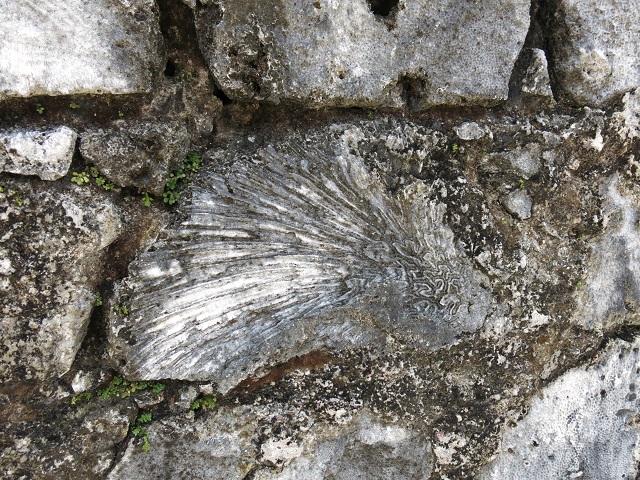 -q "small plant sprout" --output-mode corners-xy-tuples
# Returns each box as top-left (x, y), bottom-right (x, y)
(70, 391), (92, 405)
(94, 292), (103, 307)
(96, 376), (164, 400)
(151, 383), (165, 394)
(118, 110), (124, 118)
(113, 304), (129, 316)
(132, 413), (153, 452)
(163, 190), (180, 205)
(36, 104), (44, 114)
(69, 102), (80, 109)
(6, 189), (24, 206)
(71, 171), (90, 185)
(191, 394), (217, 412)
(452, 144), (459, 153)
(518, 178), (525, 189)
(162, 152), (202, 206)
(141, 192), (153, 207)
(89, 166), (115, 190)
